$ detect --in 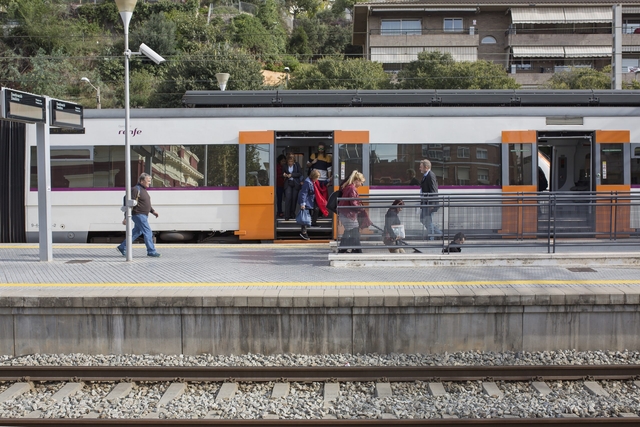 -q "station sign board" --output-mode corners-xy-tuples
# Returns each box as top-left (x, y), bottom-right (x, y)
(1, 88), (46, 124)
(50, 99), (83, 130)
